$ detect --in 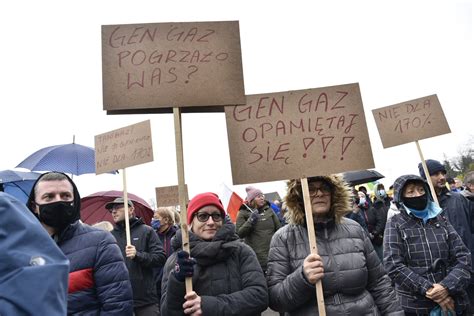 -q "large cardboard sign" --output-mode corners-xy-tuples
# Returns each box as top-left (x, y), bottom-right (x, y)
(102, 21), (245, 111)
(225, 83), (375, 184)
(95, 120), (153, 174)
(155, 185), (188, 207)
(372, 95), (451, 148)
